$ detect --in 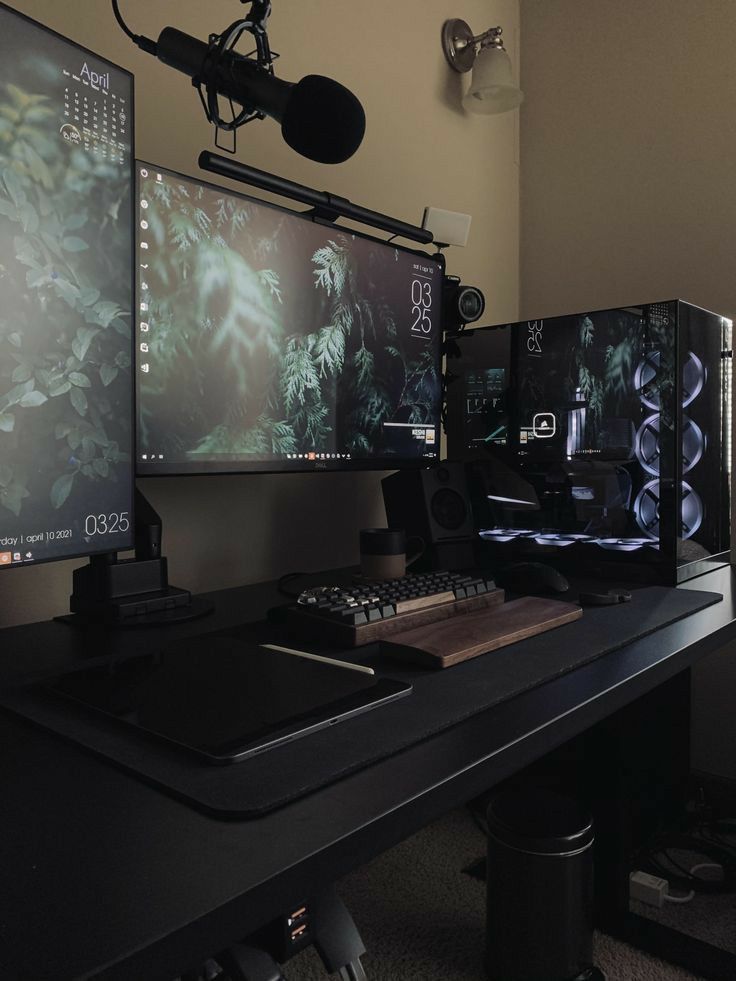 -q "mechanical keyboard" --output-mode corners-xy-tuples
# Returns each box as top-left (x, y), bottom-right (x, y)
(287, 570), (503, 647)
